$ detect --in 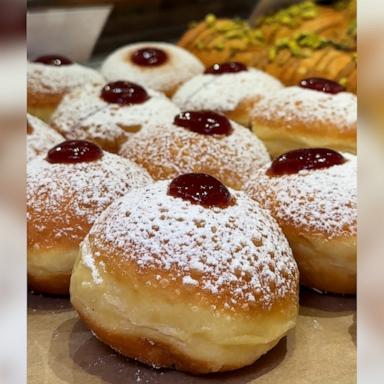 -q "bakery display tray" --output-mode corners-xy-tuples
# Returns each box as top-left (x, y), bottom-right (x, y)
(28, 288), (356, 384)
